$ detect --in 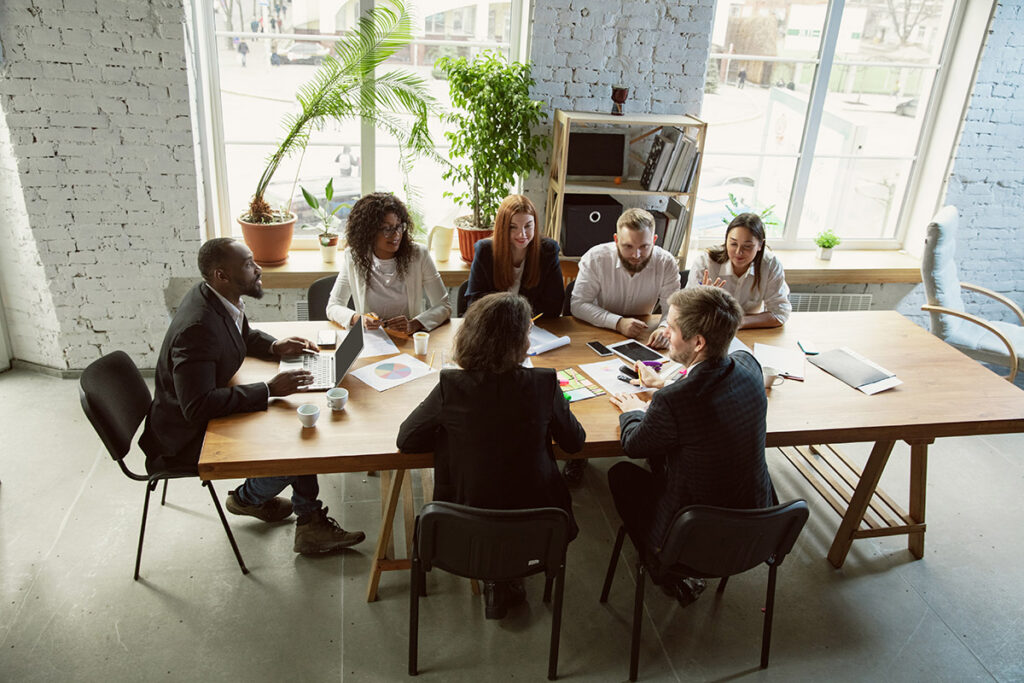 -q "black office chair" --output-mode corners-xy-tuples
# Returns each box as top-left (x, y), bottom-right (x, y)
(409, 502), (570, 680)
(455, 280), (470, 317)
(600, 500), (809, 681)
(79, 351), (247, 580)
(562, 279), (575, 317)
(679, 269), (690, 288)
(306, 275), (336, 322)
